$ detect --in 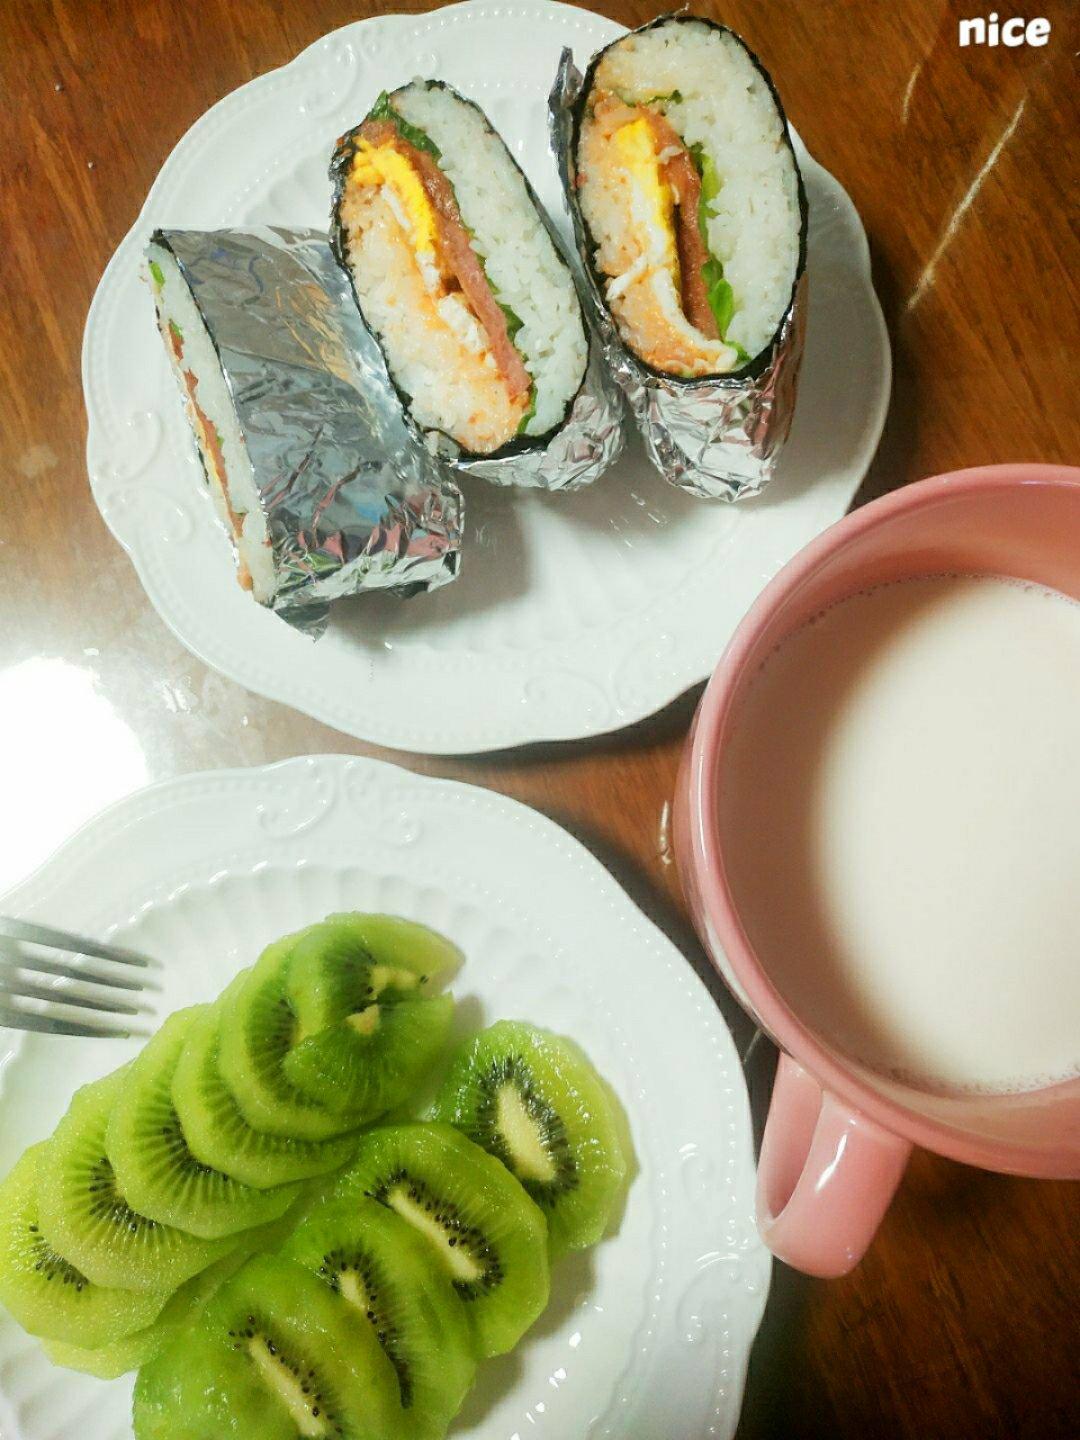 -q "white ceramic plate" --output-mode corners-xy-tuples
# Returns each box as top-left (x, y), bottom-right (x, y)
(84, 0), (890, 753)
(0, 756), (768, 1440)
